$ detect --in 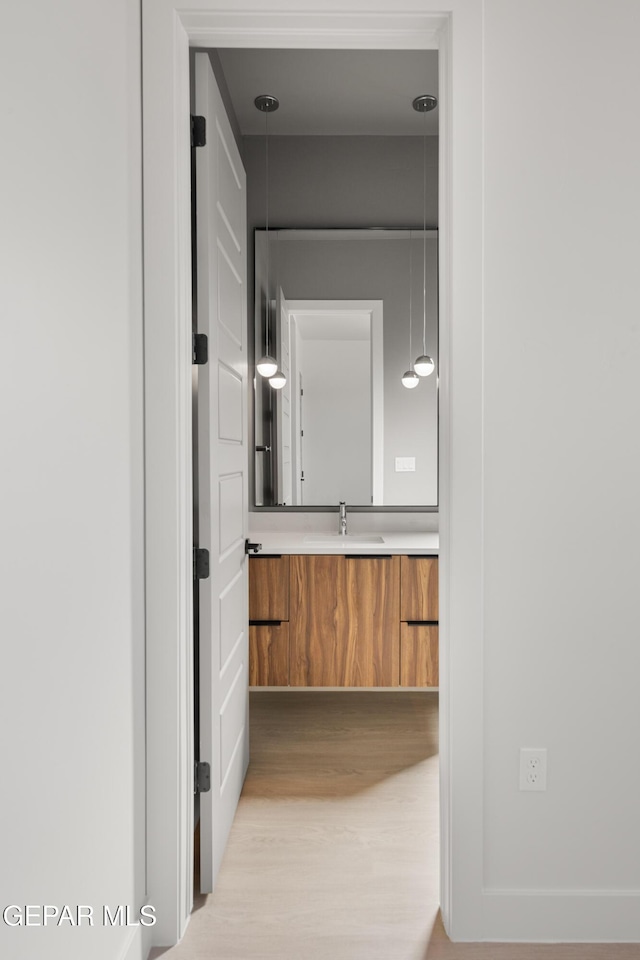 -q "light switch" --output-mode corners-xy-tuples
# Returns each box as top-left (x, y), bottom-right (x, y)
(395, 457), (416, 472)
